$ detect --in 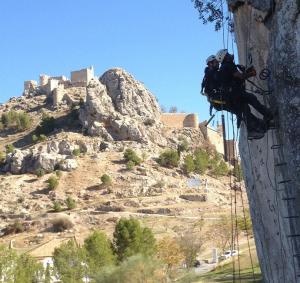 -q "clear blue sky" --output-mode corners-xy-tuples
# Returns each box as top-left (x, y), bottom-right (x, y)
(0, 0), (235, 123)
